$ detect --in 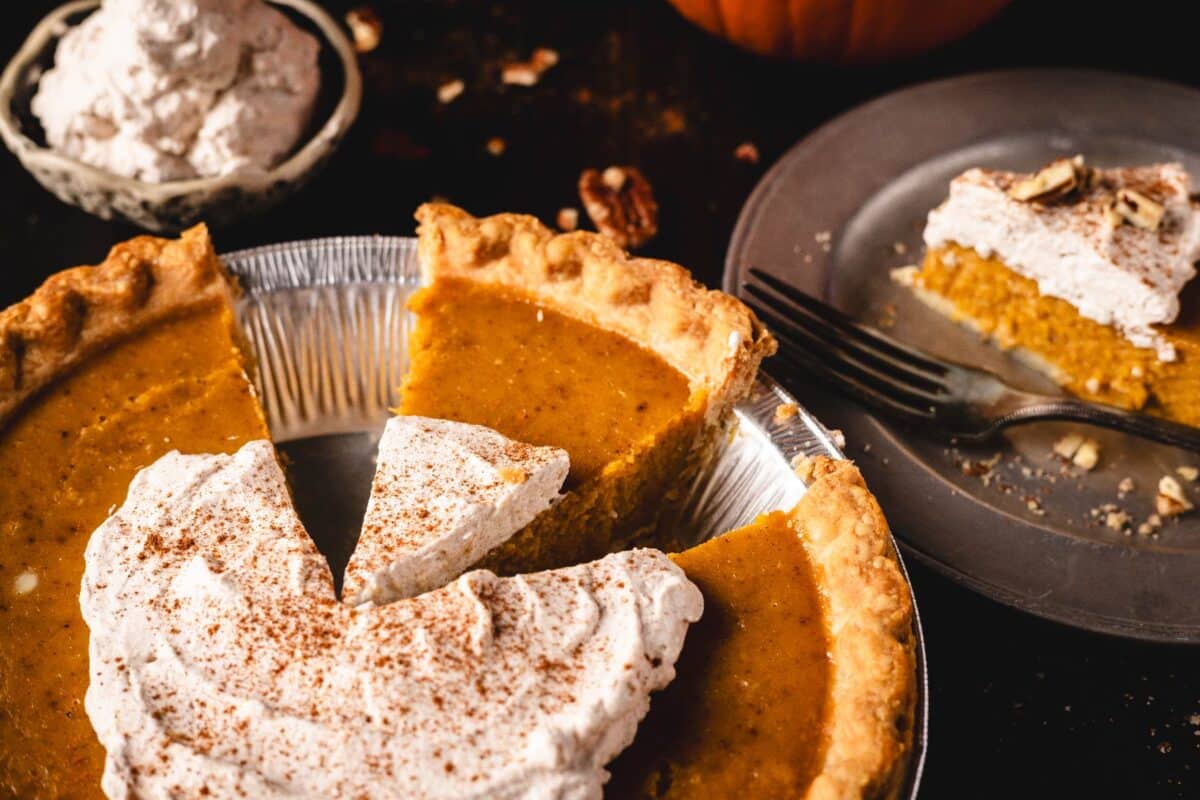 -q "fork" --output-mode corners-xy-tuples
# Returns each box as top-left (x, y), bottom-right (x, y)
(742, 267), (1200, 452)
